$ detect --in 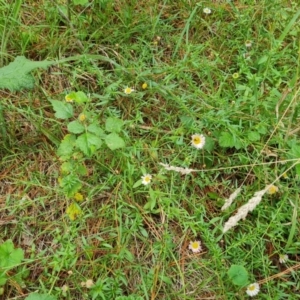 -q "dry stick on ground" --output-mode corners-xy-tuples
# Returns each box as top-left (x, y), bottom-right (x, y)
(258, 262), (300, 285)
